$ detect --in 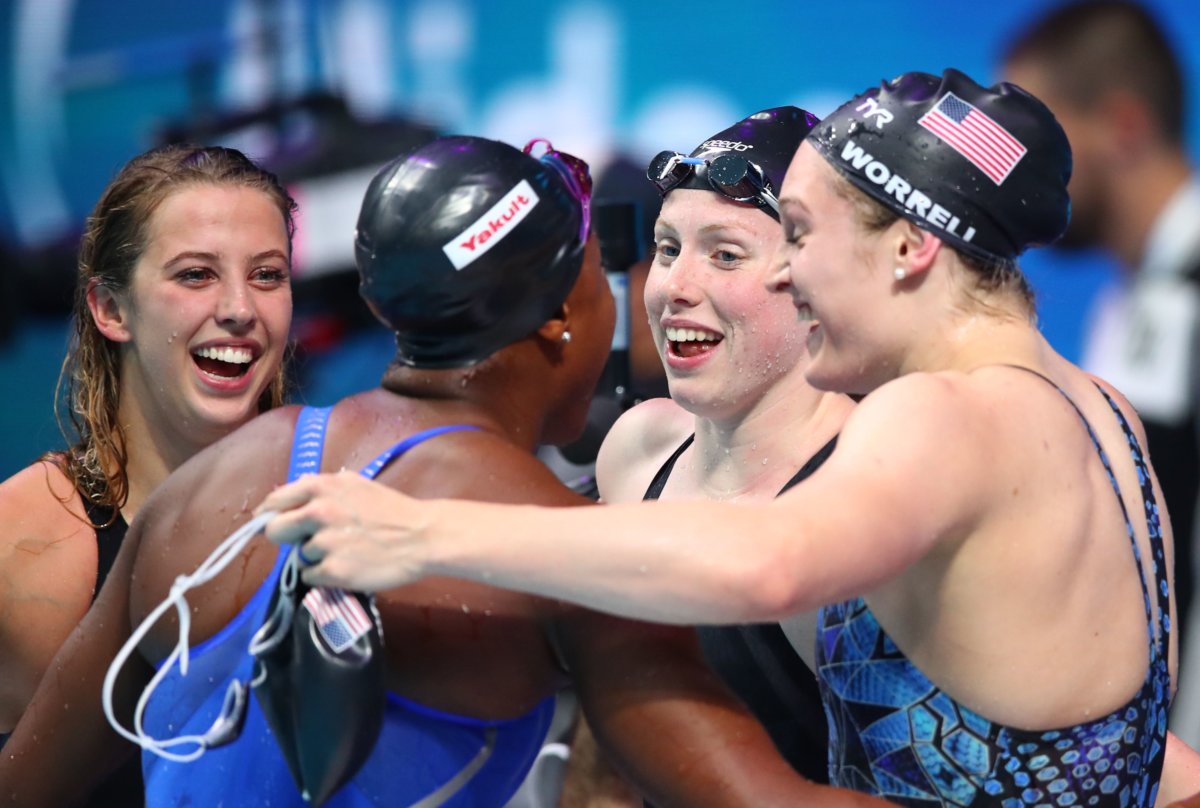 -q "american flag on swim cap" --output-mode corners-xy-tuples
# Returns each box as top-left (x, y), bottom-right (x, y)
(918, 93), (1027, 185)
(302, 586), (373, 653)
